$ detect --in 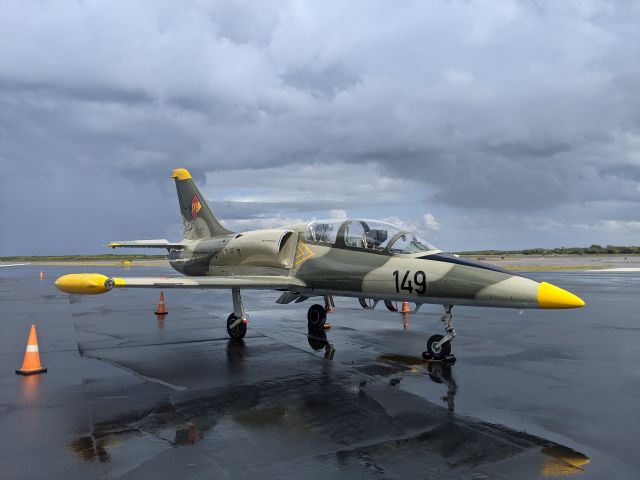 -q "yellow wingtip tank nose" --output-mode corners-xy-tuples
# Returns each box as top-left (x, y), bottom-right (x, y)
(537, 282), (585, 309)
(54, 274), (114, 295)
